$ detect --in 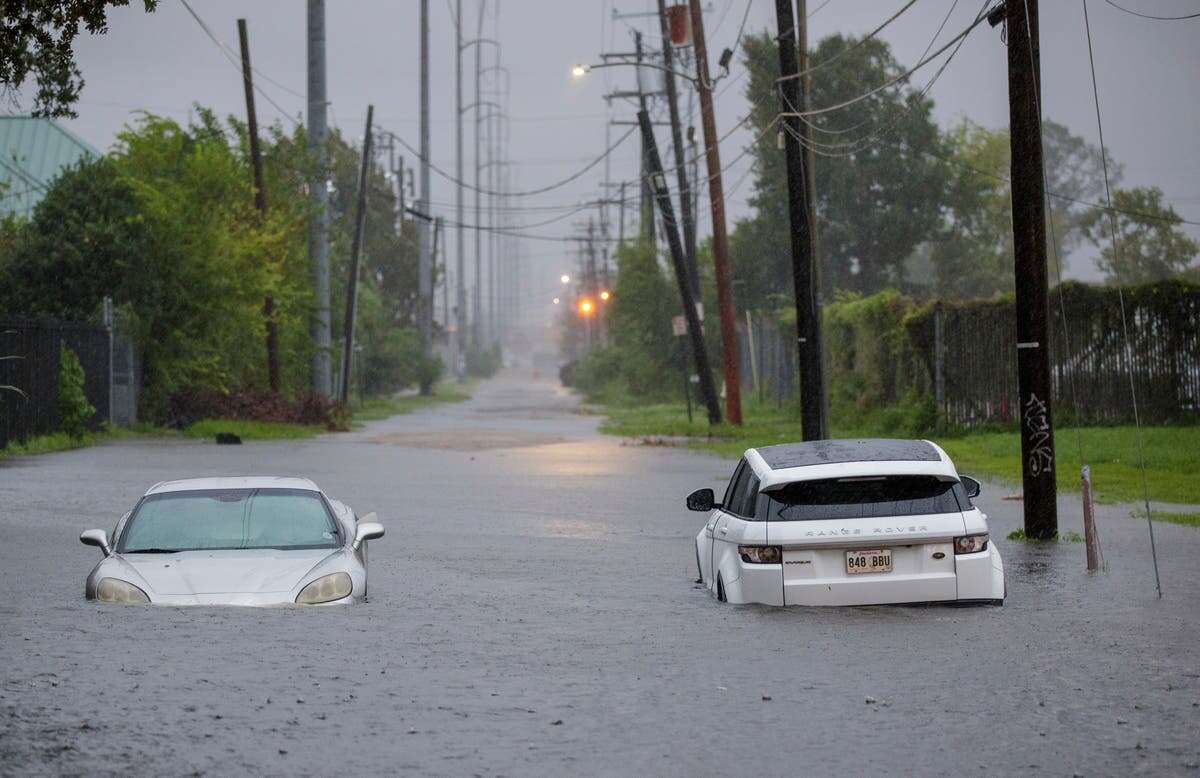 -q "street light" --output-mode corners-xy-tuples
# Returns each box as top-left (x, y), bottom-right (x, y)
(578, 298), (595, 316)
(553, 297), (560, 305)
(599, 290), (611, 301)
(570, 60), (699, 85)
(560, 274), (571, 284)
